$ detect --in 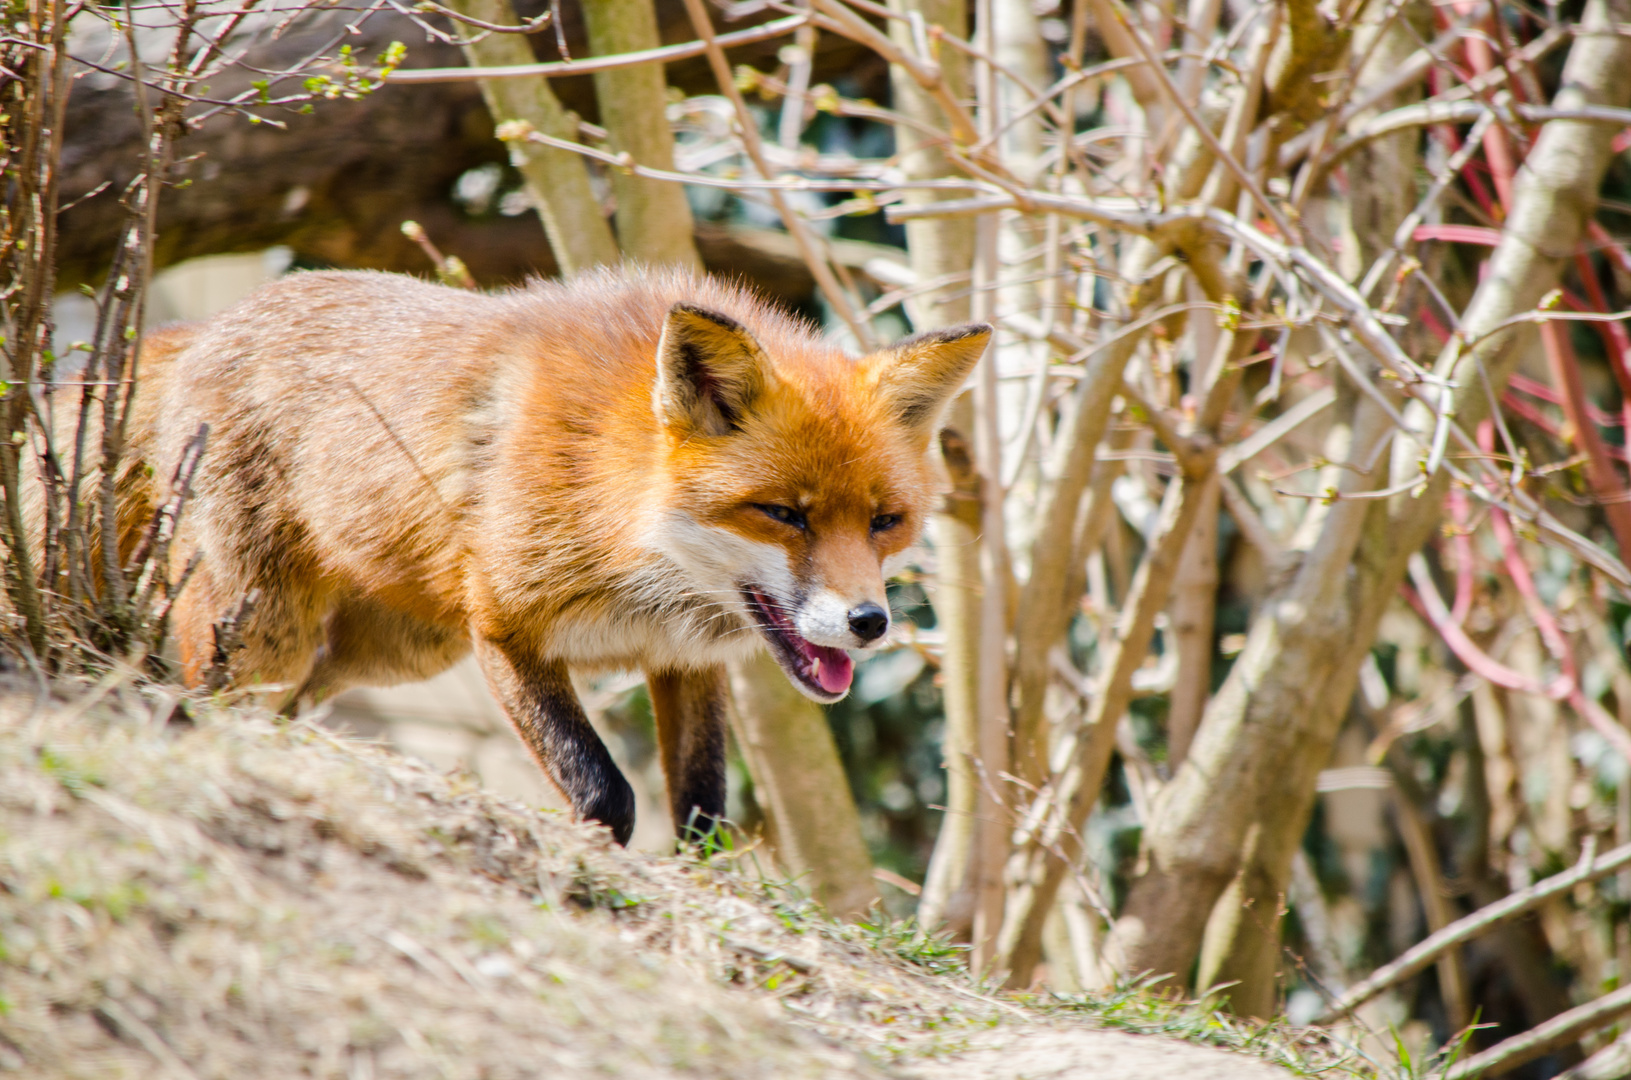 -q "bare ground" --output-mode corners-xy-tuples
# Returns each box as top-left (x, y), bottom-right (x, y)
(0, 671), (1316, 1079)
